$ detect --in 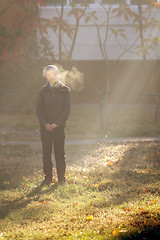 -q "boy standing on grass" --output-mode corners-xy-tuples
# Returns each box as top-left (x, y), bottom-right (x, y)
(36, 65), (70, 185)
